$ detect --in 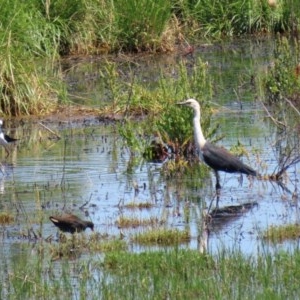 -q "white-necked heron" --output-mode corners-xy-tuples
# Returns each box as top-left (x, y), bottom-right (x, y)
(177, 98), (257, 189)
